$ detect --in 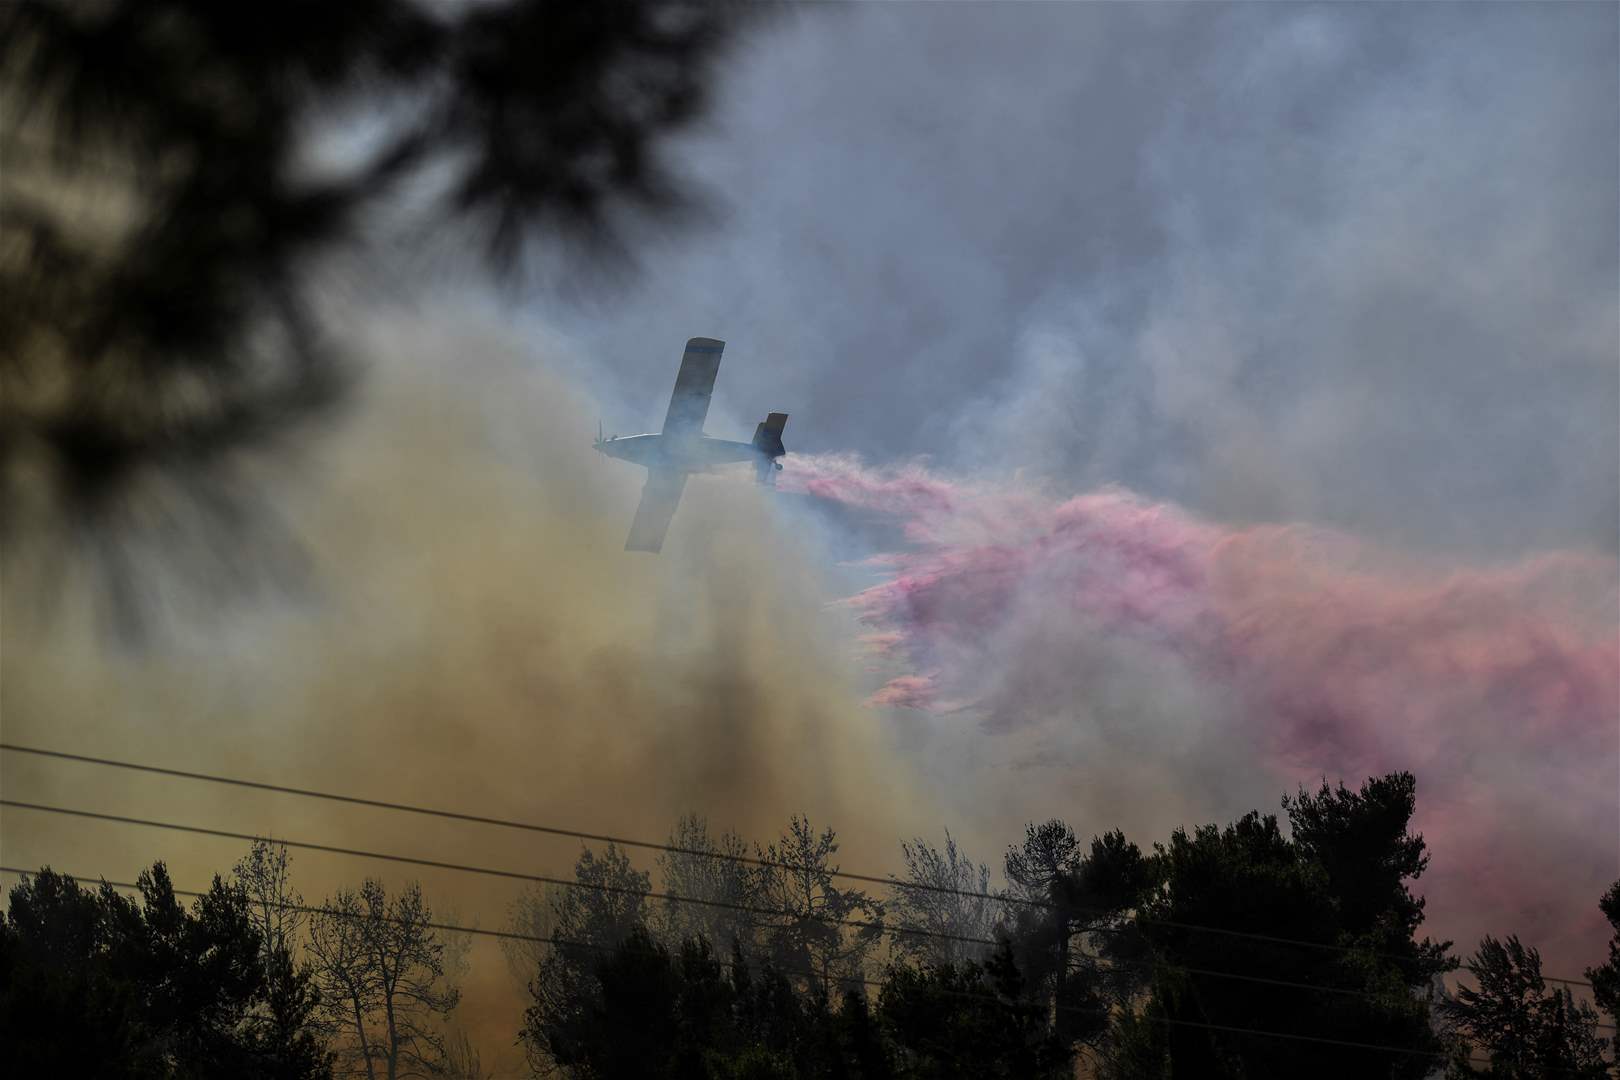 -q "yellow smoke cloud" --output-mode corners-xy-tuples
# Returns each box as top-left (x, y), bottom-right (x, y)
(0, 305), (932, 1072)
